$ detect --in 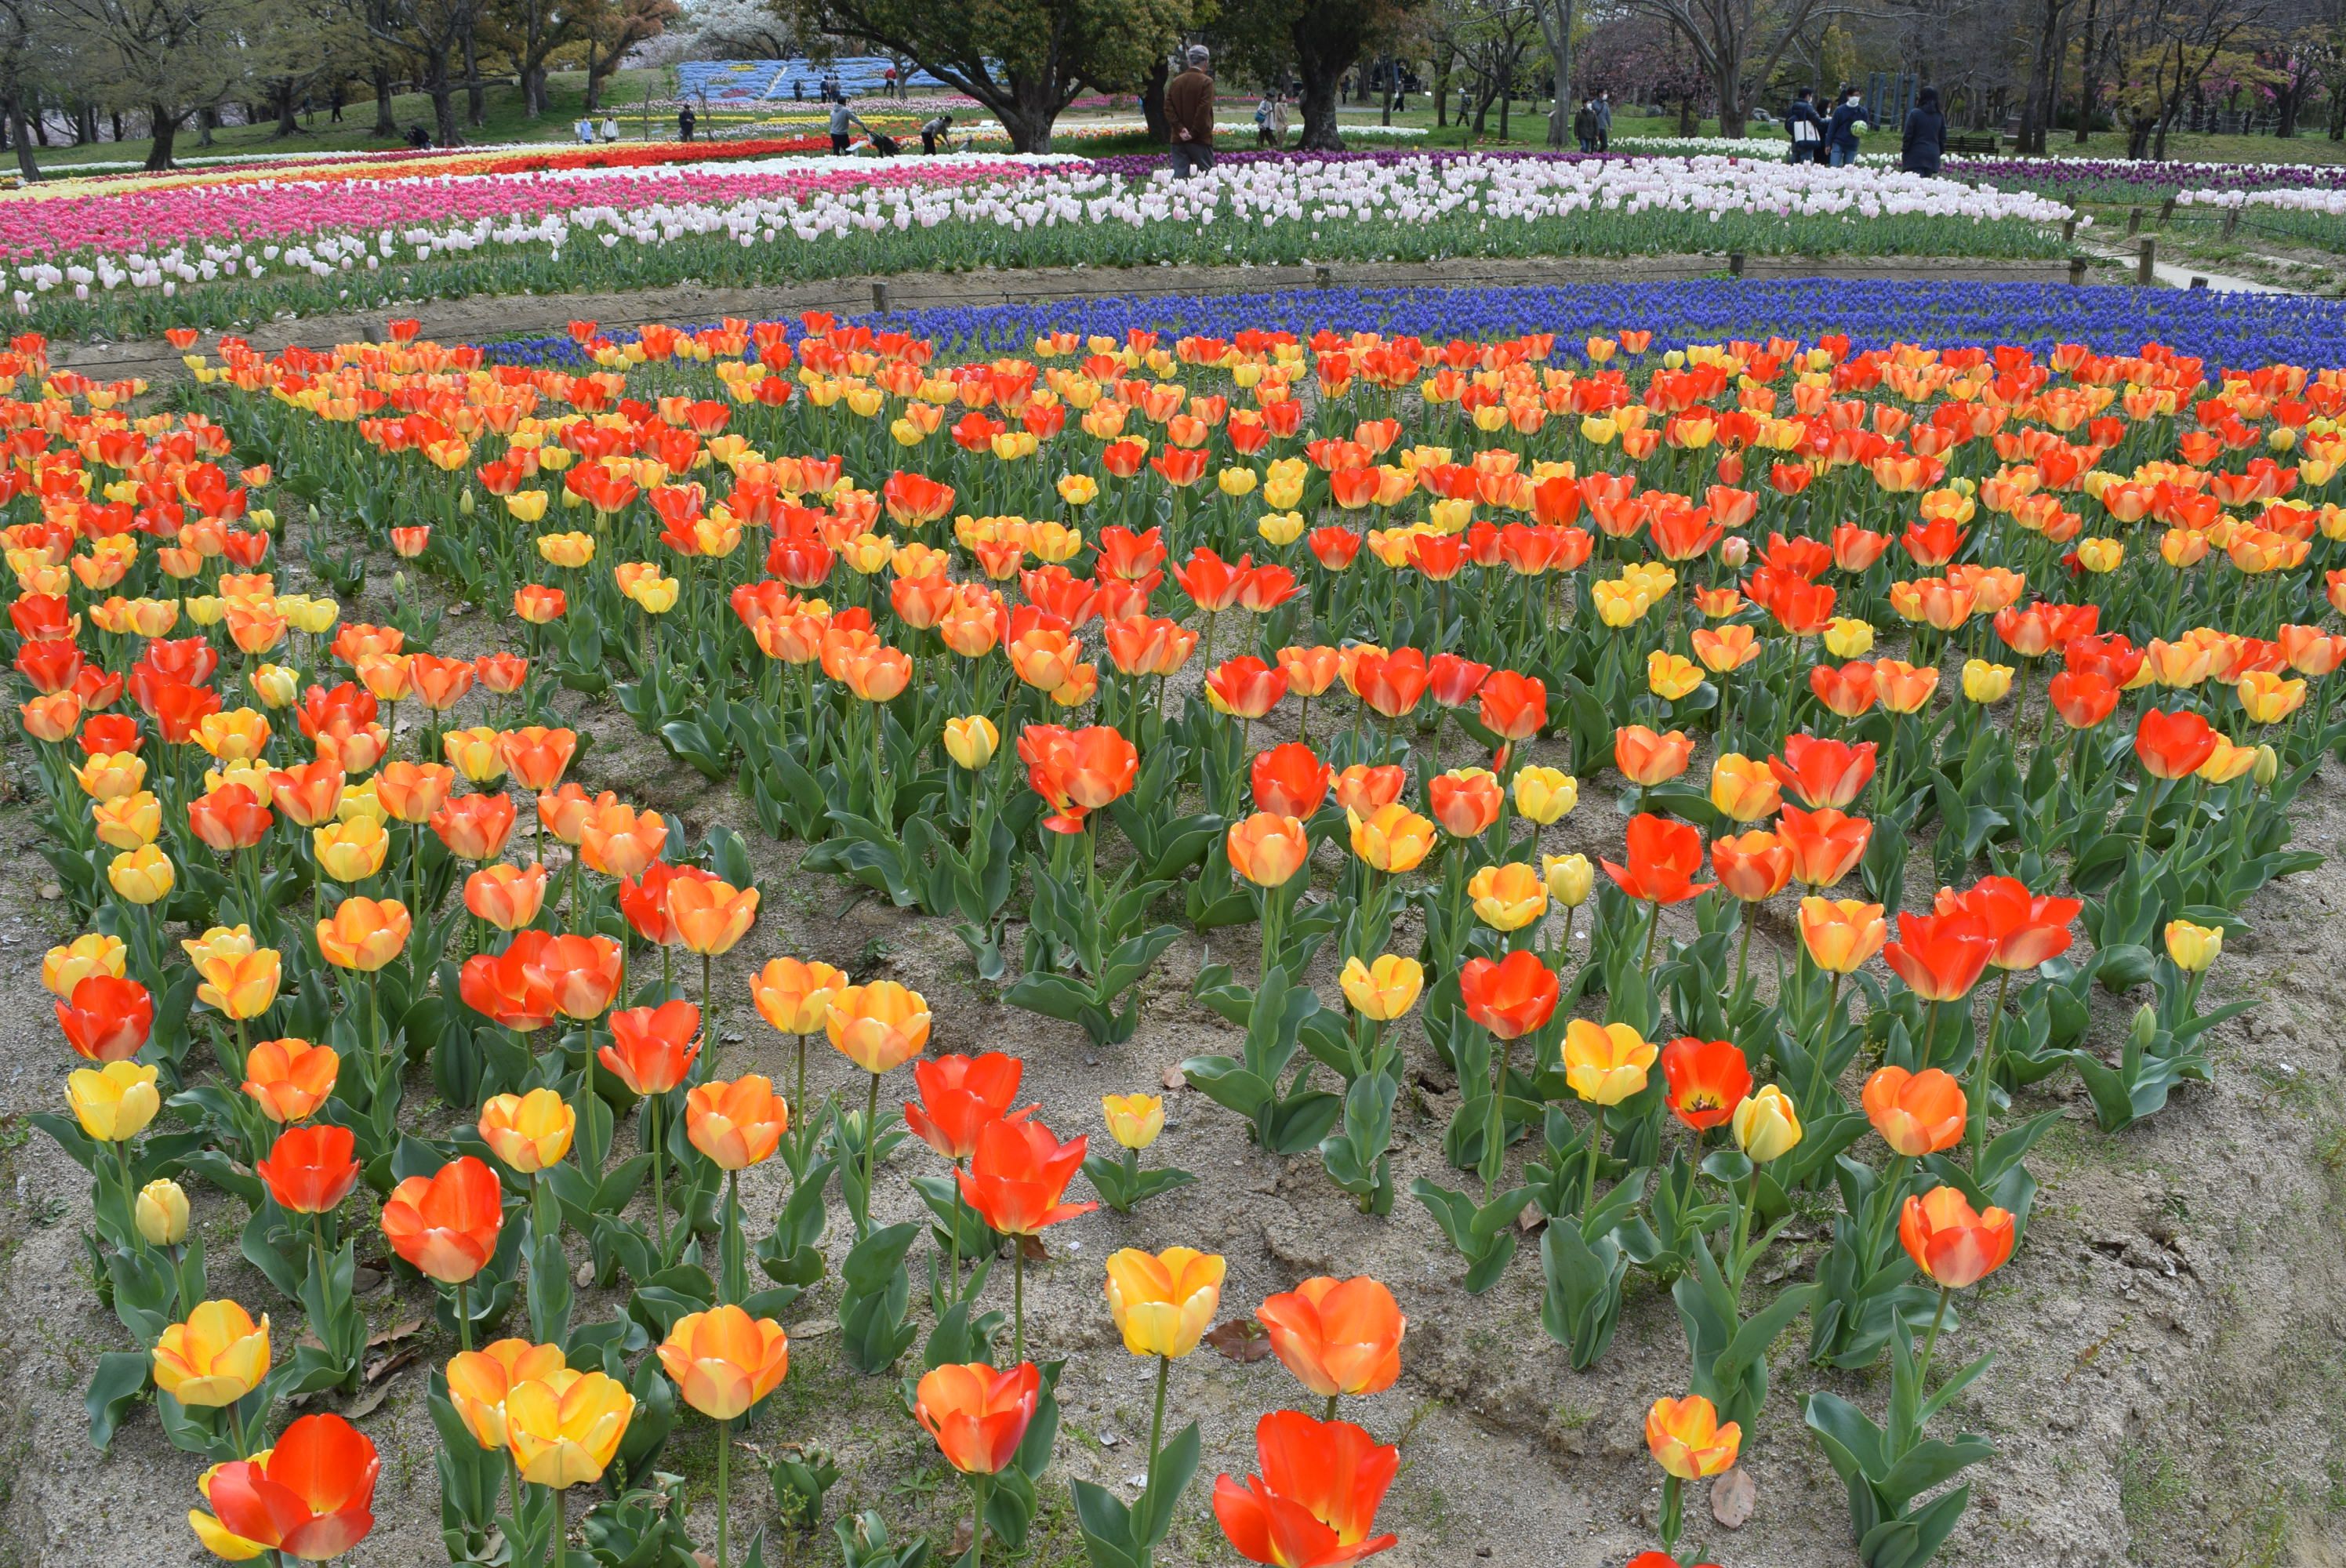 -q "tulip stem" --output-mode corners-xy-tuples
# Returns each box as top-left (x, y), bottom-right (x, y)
(1967, 968), (2011, 1170)
(455, 1277), (474, 1354)
(1640, 898), (1661, 975)
(1803, 971), (1843, 1111)
(504, 1447), (522, 1532)
(701, 952), (714, 1045)
(1658, 1472), (1683, 1556)
(863, 1069), (881, 1236)
(648, 1096), (669, 1260)
(1322, 1392), (1339, 1425)
(1733, 910), (1754, 994)
(1012, 1240), (1026, 1364)
(716, 1414), (732, 1568)
(365, 971), (382, 1083)
(1148, 1354), (1170, 1475)
(116, 1142), (147, 1256)
(1916, 1283), (1952, 1391)
(1582, 1109), (1603, 1214)
(947, 1156), (964, 1298)
(969, 1474), (991, 1568)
